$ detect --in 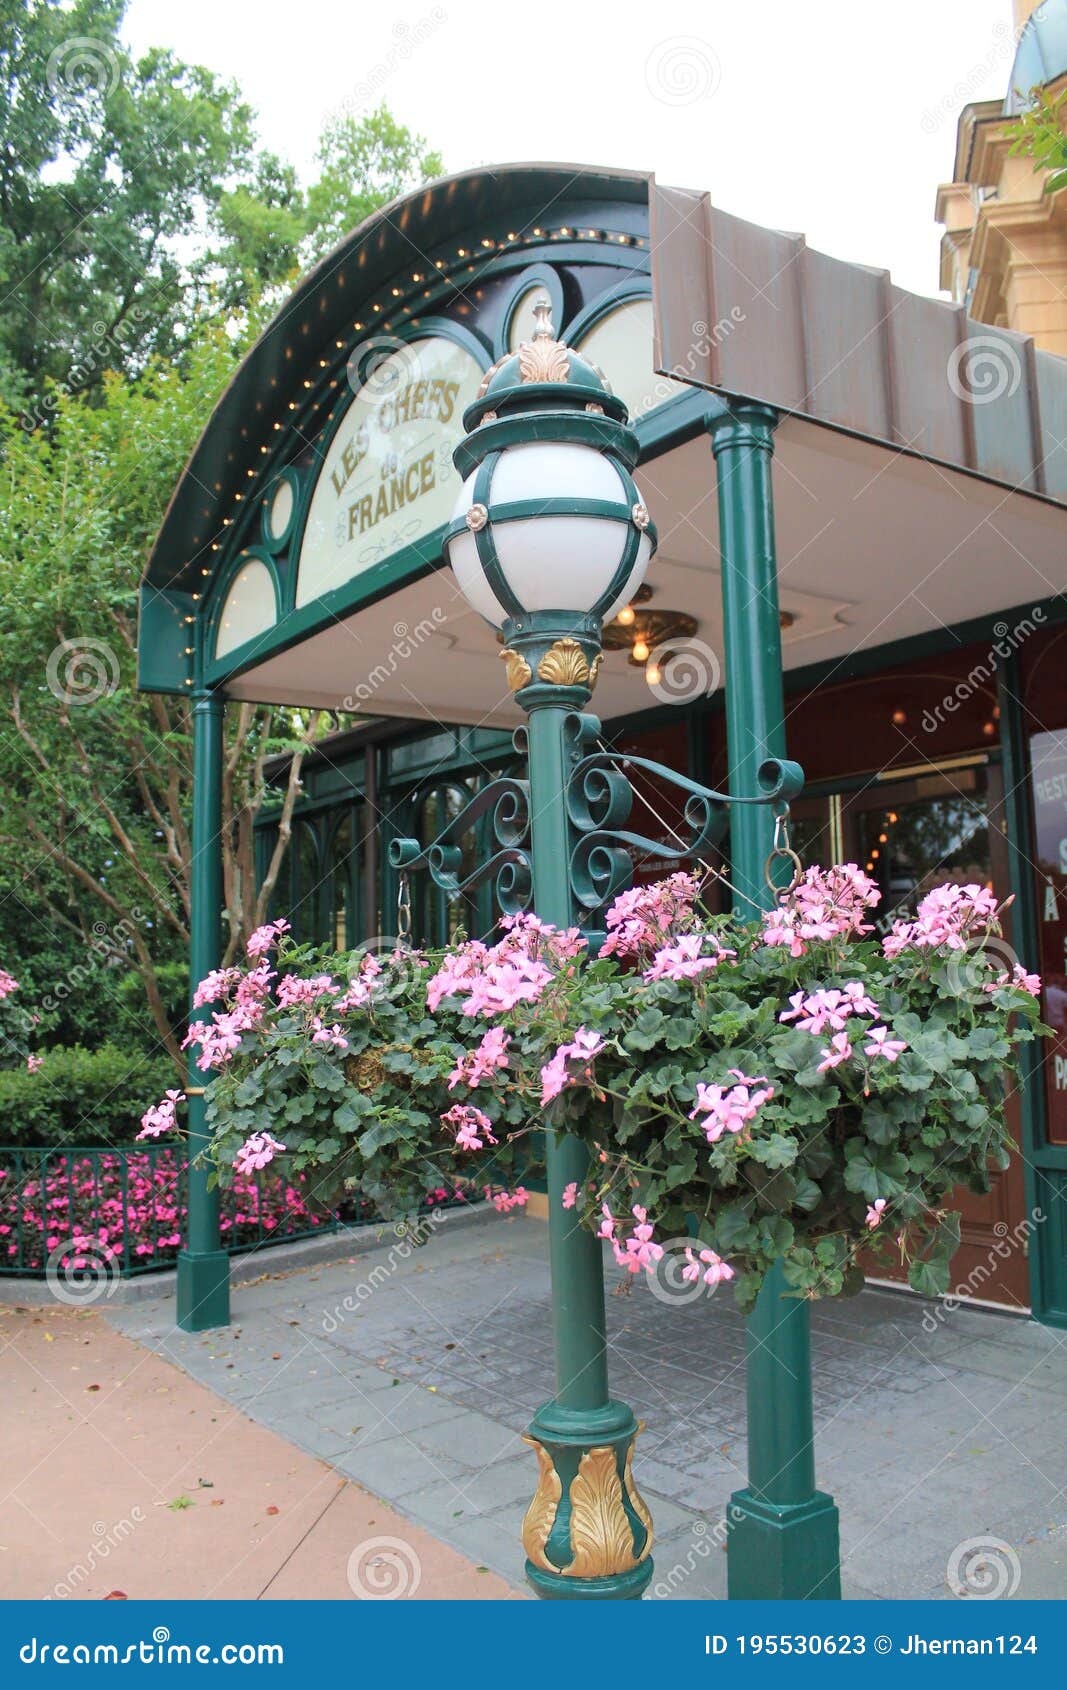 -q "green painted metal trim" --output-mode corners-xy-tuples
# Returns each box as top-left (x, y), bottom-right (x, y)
(137, 585), (196, 694)
(455, 410), (638, 478)
(259, 463), (304, 554)
(996, 651), (1052, 1322)
(177, 691), (230, 1332)
(203, 545), (285, 672)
